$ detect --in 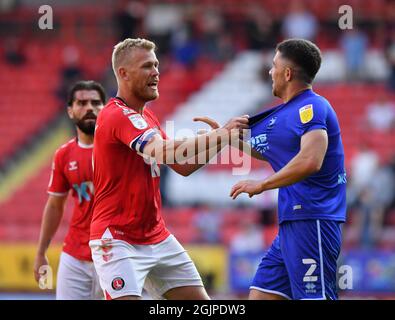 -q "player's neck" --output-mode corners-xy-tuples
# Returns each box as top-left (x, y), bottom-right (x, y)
(116, 90), (145, 114)
(76, 128), (94, 146)
(282, 84), (312, 103)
